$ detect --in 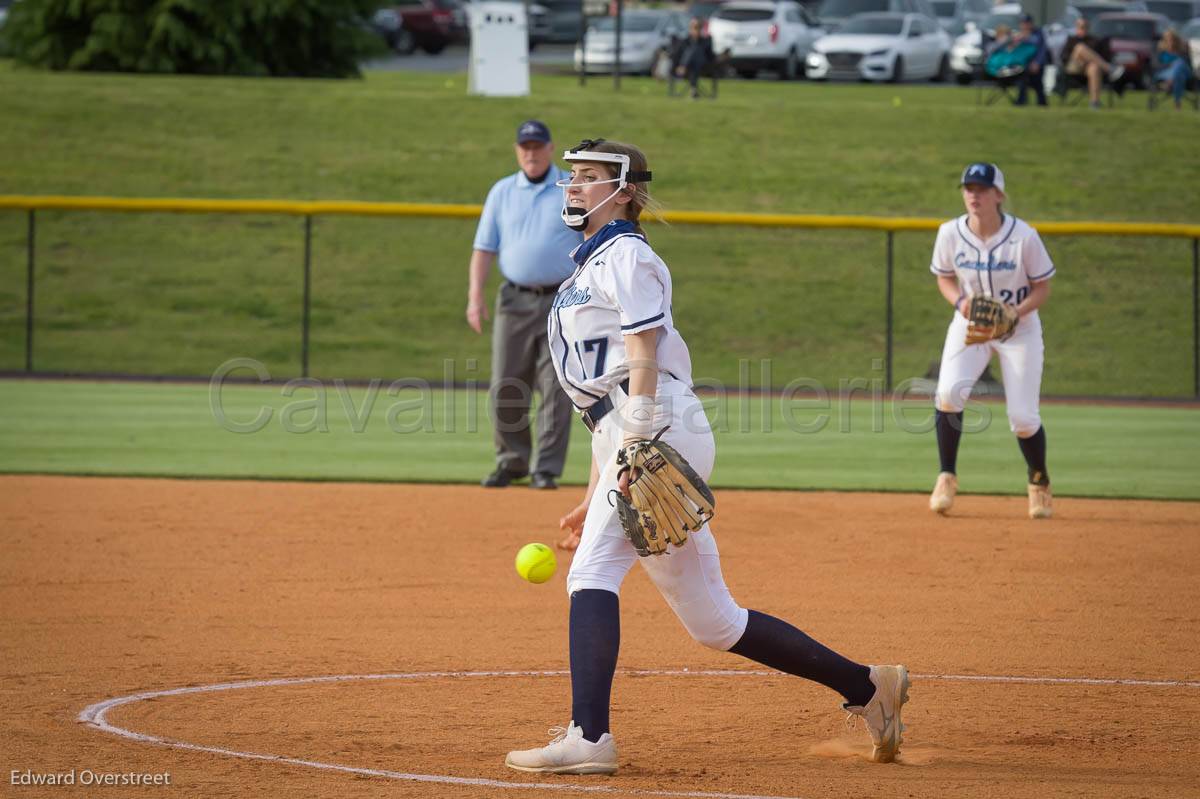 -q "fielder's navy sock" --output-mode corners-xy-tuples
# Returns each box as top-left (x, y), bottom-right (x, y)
(1018, 426), (1049, 485)
(729, 610), (875, 707)
(569, 589), (620, 742)
(935, 410), (965, 474)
